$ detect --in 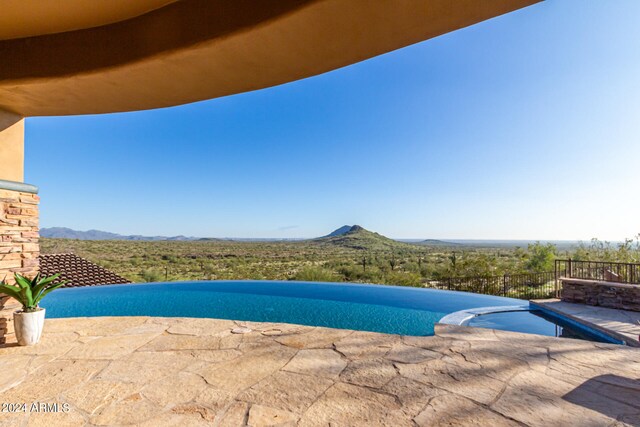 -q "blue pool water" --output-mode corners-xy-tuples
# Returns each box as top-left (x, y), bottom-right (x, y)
(42, 281), (523, 336)
(467, 309), (623, 344)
